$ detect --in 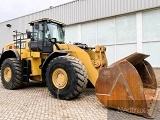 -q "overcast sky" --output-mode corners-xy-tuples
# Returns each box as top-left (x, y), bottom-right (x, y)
(0, 0), (74, 23)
